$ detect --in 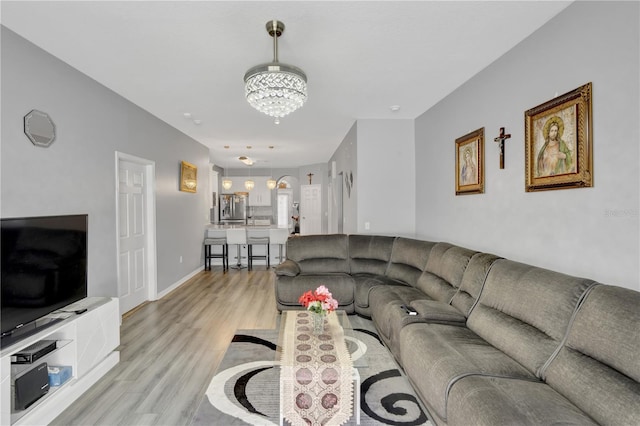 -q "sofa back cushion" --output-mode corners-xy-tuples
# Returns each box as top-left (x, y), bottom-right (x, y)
(543, 285), (640, 425)
(450, 252), (501, 316)
(348, 235), (395, 275)
(467, 259), (595, 376)
(385, 237), (435, 287)
(415, 243), (478, 302)
(286, 234), (350, 274)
